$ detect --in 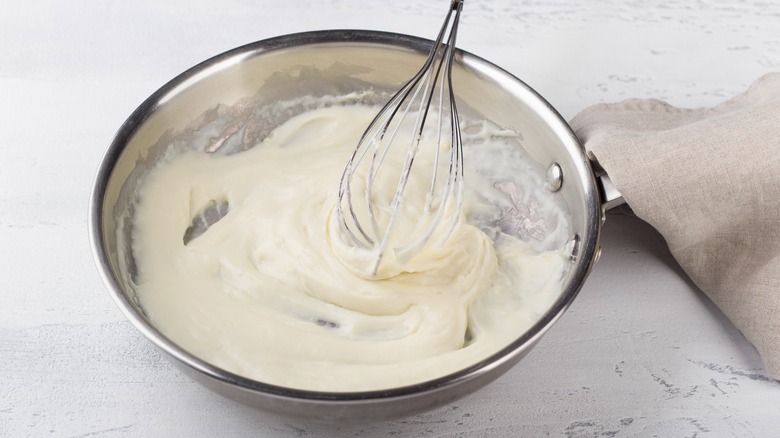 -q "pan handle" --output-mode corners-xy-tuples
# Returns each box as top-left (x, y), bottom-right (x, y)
(598, 173), (624, 211)
(589, 156), (625, 211)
